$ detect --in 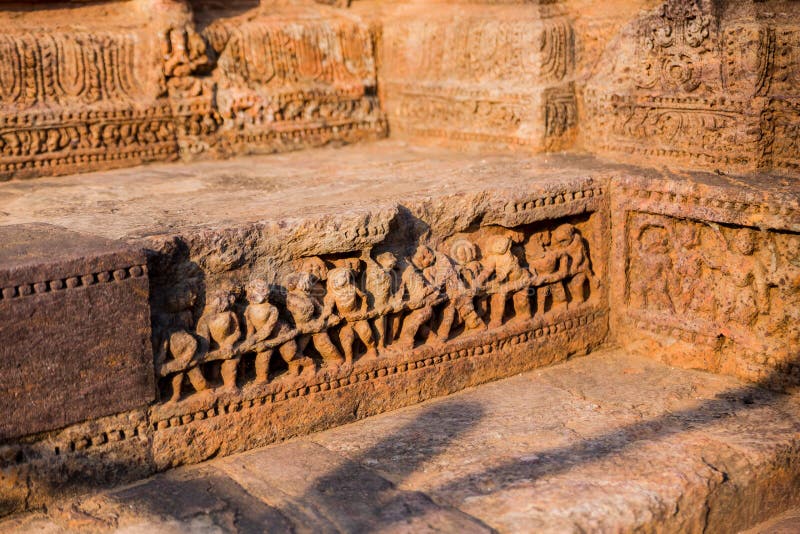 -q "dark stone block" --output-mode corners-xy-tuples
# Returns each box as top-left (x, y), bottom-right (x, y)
(0, 224), (153, 441)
